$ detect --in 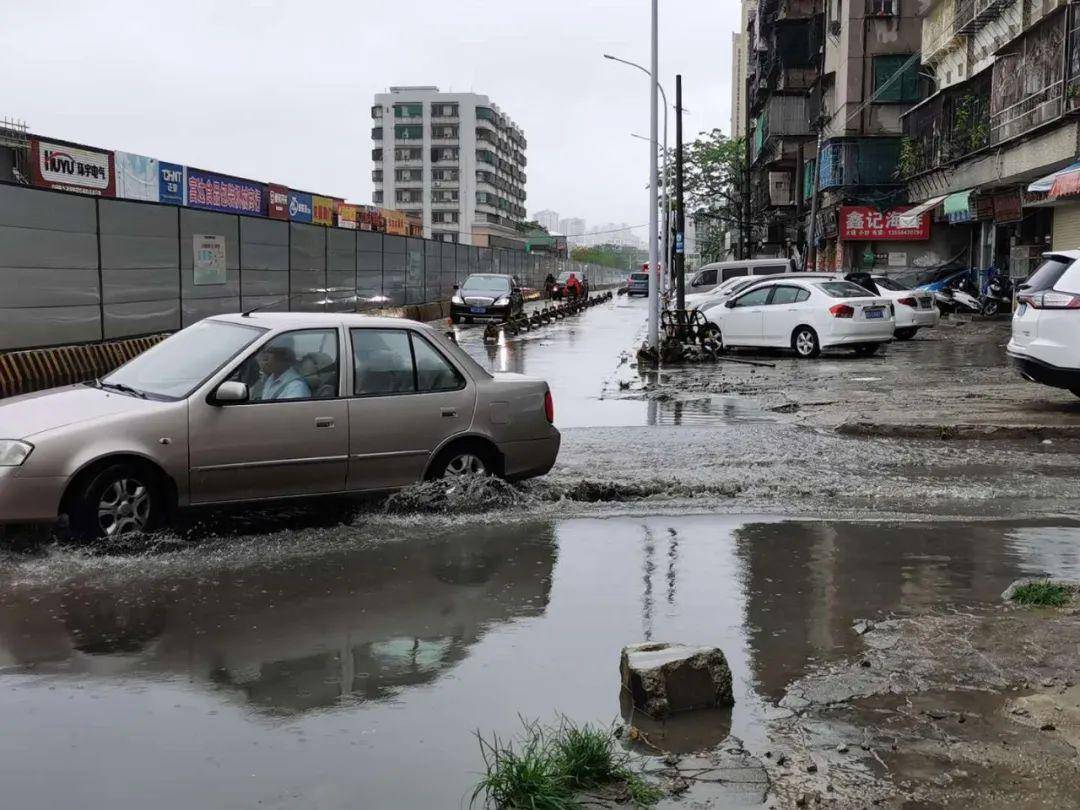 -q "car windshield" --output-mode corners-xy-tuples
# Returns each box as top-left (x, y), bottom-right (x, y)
(556, 272), (581, 283)
(461, 275), (511, 294)
(102, 320), (265, 399)
(816, 281), (877, 298)
(873, 276), (909, 292)
(630, 273), (649, 281)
